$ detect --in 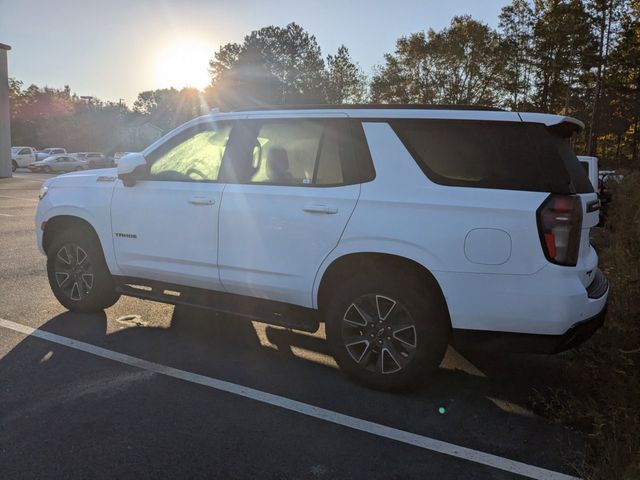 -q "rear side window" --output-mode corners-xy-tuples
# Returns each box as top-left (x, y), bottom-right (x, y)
(221, 118), (374, 187)
(391, 120), (590, 193)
